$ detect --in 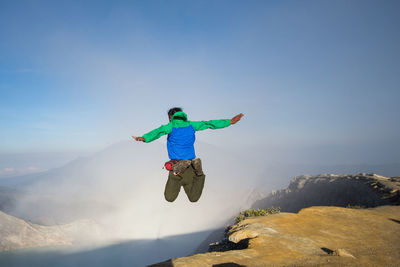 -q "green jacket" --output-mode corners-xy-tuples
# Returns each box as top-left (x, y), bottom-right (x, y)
(143, 111), (231, 159)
